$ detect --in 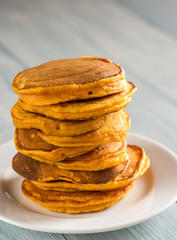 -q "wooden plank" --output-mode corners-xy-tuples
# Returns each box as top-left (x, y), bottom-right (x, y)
(0, 221), (66, 240)
(118, 0), (177, 38)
